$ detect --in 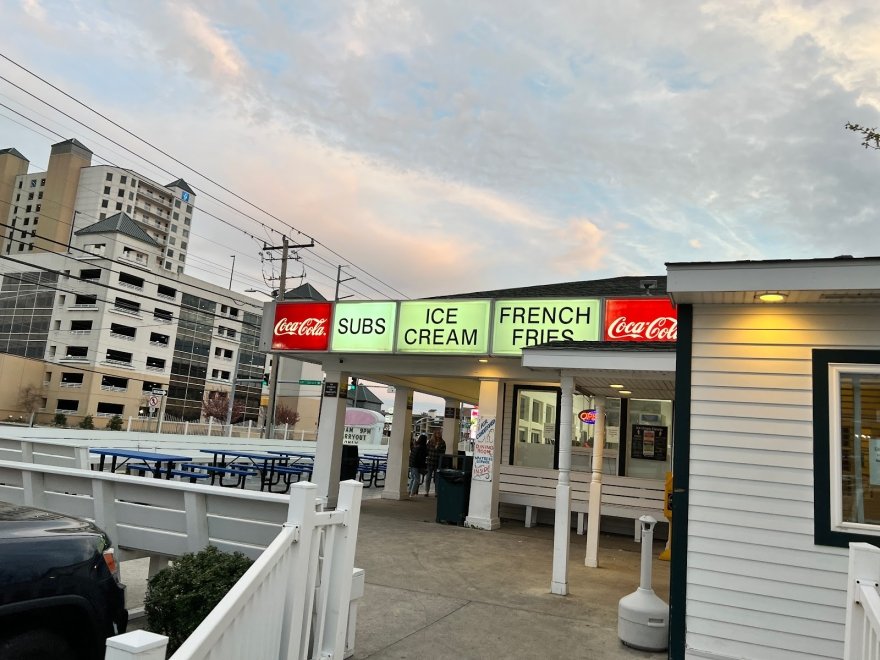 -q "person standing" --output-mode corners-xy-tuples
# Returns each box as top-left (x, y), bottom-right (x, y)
(408, 434), (428, 496)
(424, 430), (446, 496)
